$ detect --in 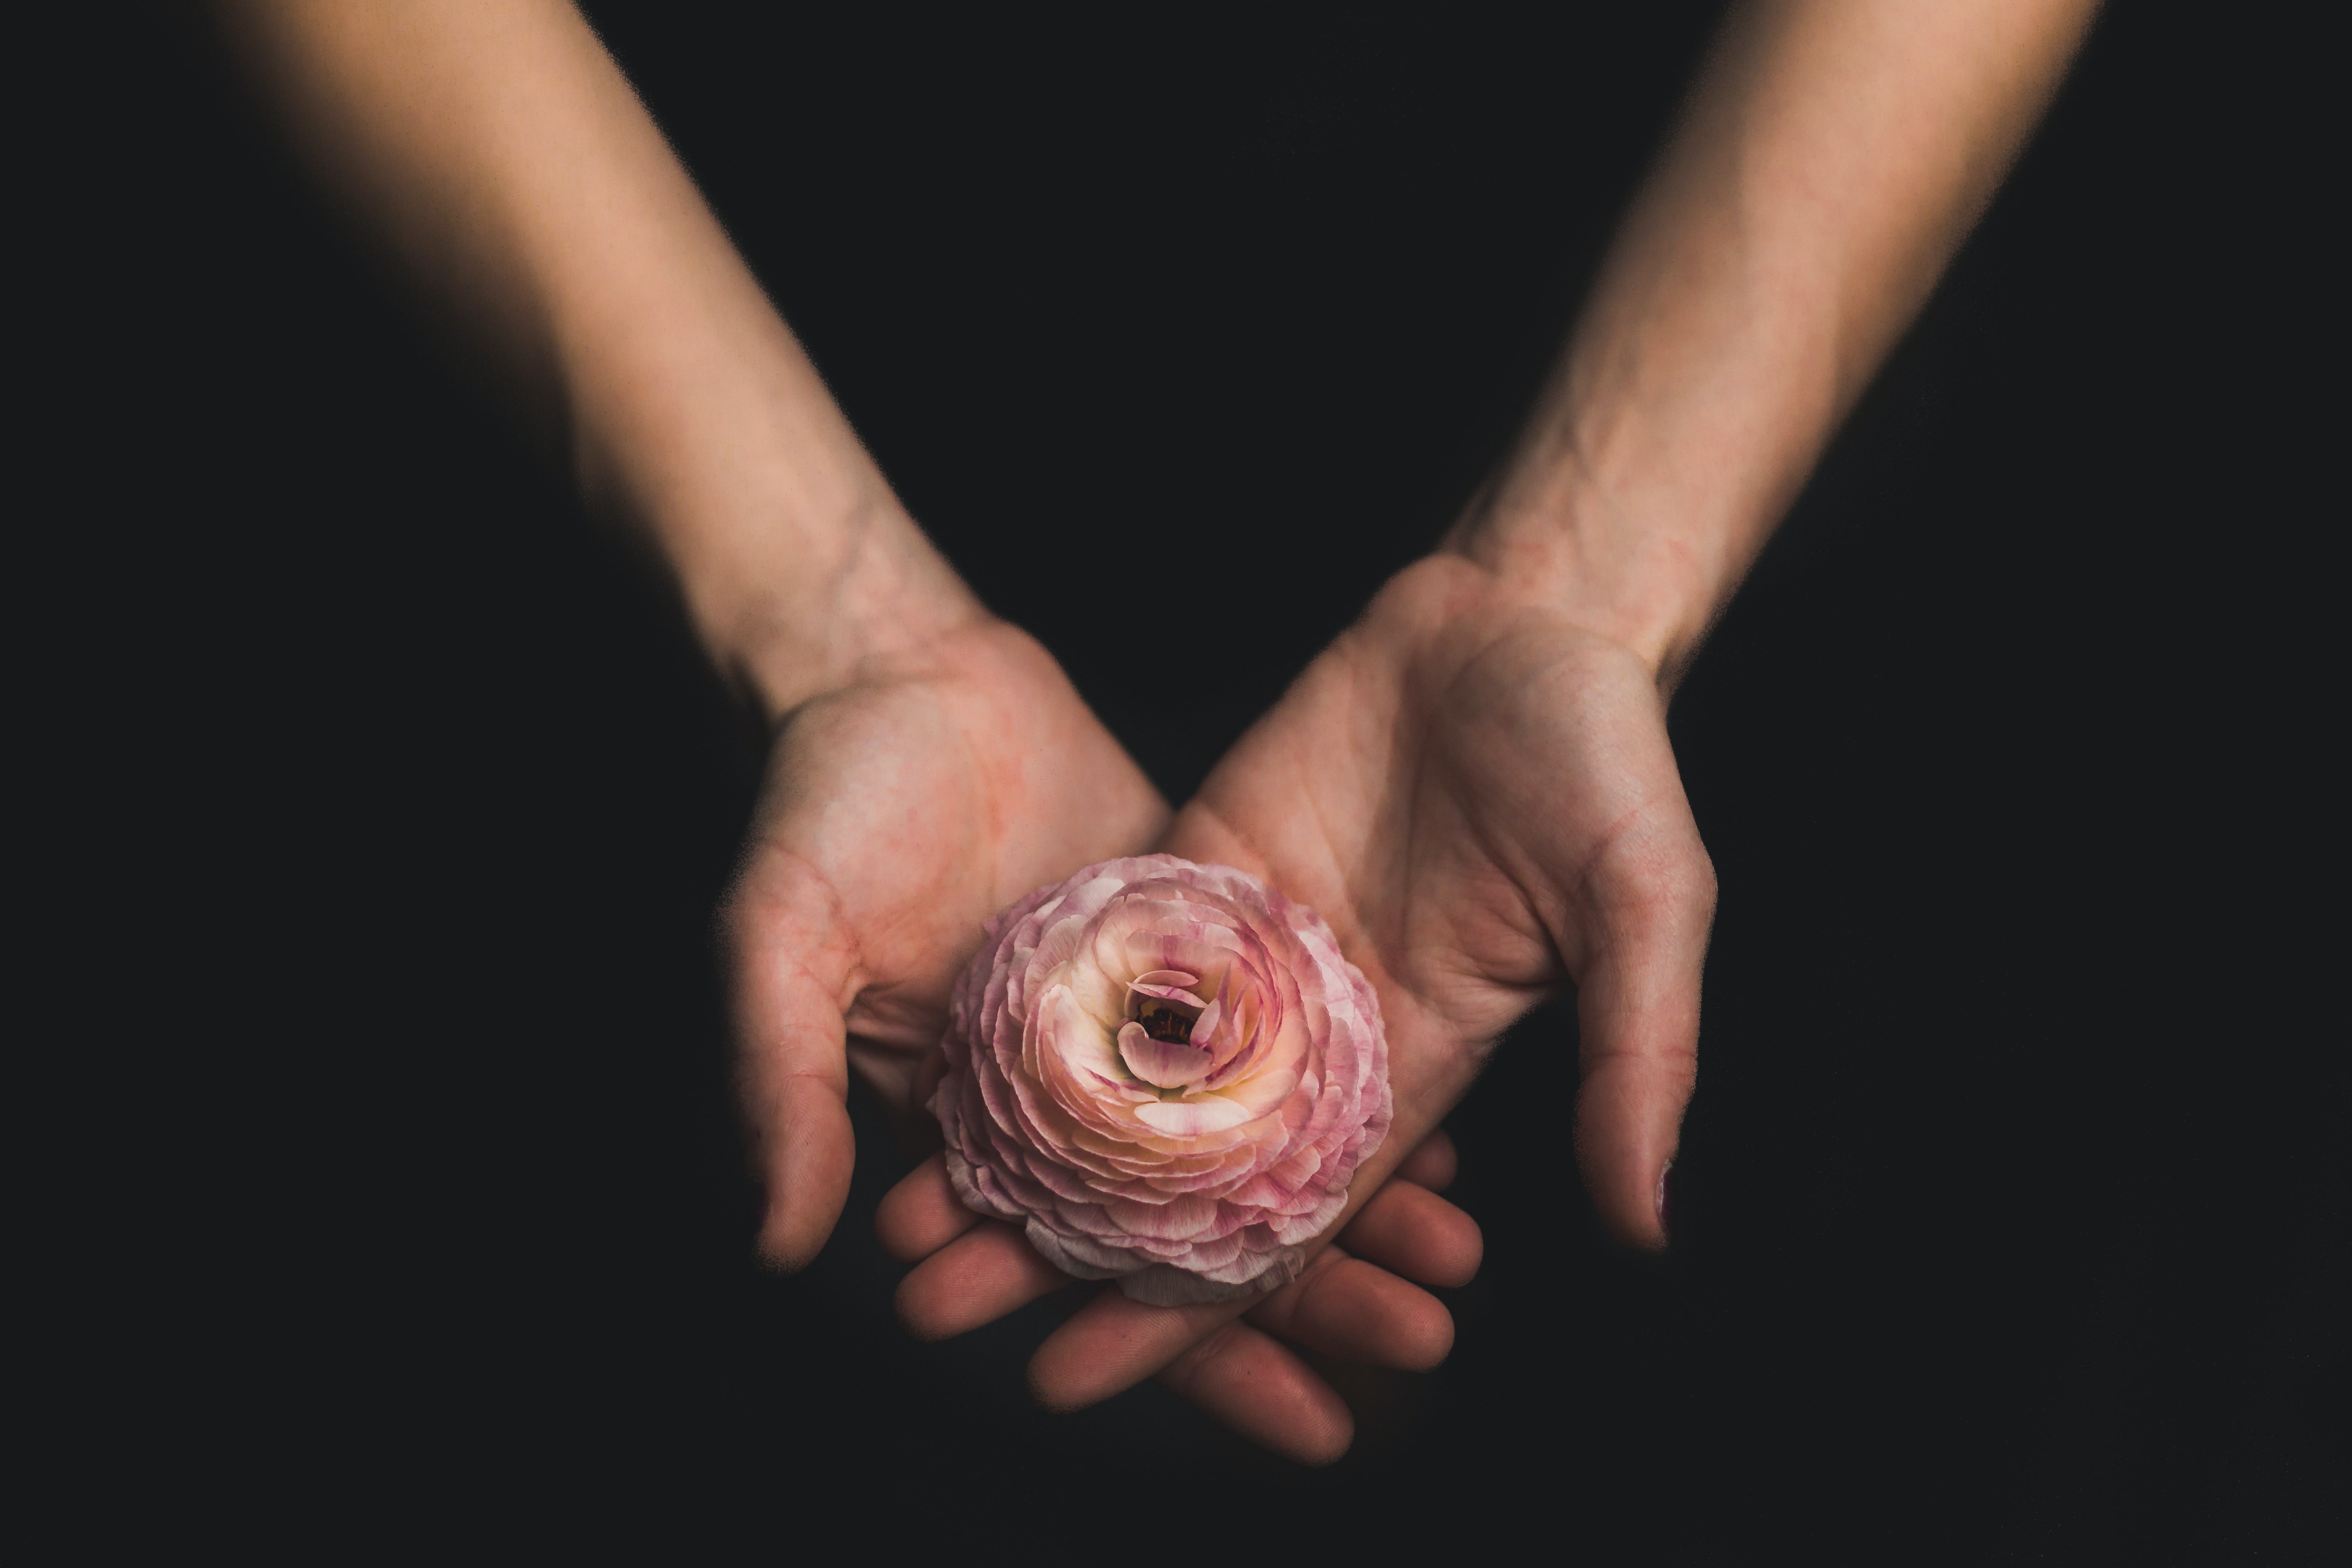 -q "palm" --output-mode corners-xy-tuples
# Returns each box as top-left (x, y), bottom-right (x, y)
(875, 557), (1712, 1464)
(1170, 556), (1715, 1242)
(727, 618), (1168, 1264)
